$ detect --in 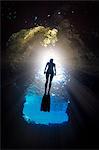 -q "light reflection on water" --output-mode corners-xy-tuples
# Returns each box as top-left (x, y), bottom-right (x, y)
(30, 66), (71, 98)
(22, 67), (71, 125)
